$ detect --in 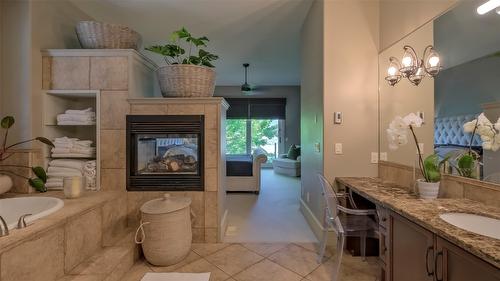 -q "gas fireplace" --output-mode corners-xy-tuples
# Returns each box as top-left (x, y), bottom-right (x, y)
(126, 115), (204, 191)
